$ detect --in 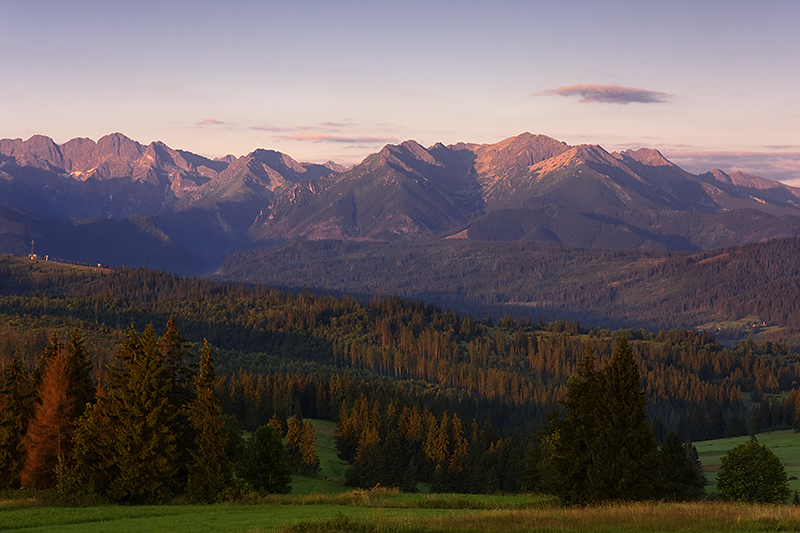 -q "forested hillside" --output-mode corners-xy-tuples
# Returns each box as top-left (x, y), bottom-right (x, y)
(1, 254), (798, 443)
(219, 236), (800, 345)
